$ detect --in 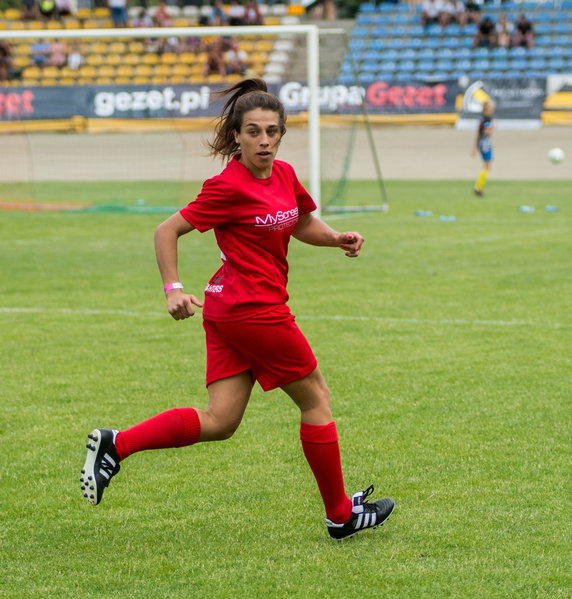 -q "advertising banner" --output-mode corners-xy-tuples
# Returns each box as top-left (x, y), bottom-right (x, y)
(1, 79), (460, 121)
(459, 78), (546, 120)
